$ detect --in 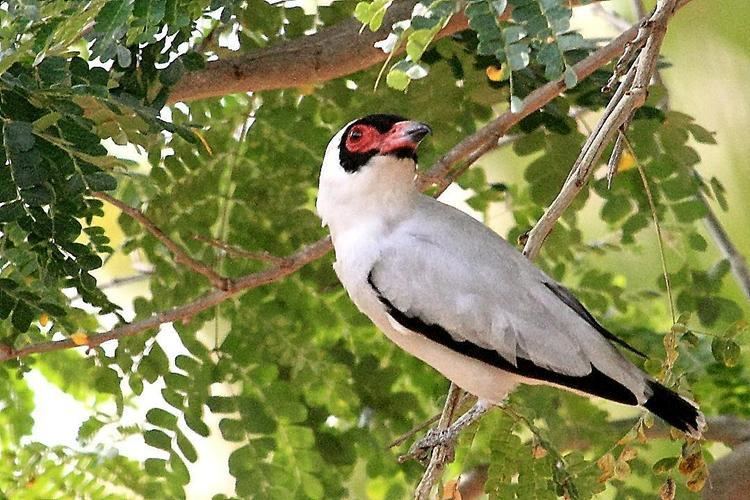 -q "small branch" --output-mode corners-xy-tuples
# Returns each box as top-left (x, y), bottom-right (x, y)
(522, 0), (679, 260)
(93, 192), (230, 291)
(192, 234), (289, 266)
(699, 192), (750, 300)
(627, 135), (677, 322)
(0, 237), (332, 360)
